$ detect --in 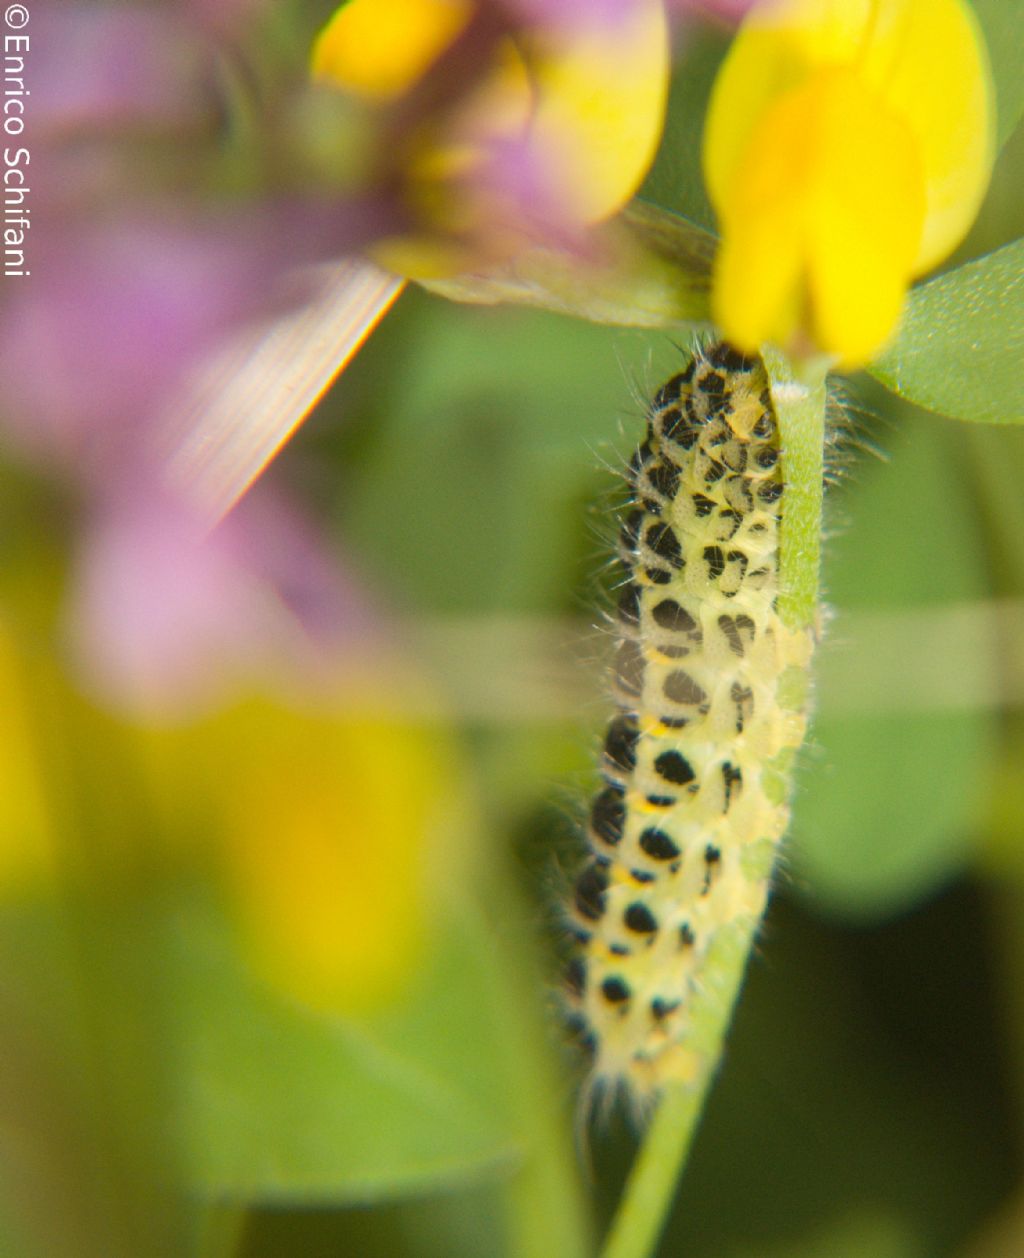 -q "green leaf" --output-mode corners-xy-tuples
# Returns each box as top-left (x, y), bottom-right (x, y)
(868, 238), (1024, 424)
(972, 0), (1024, 149)
(791, 409), (997, 919)
(794, 710), (992, 919)
(419, 202), (714, 330)
(168, 902), (522, 1202)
